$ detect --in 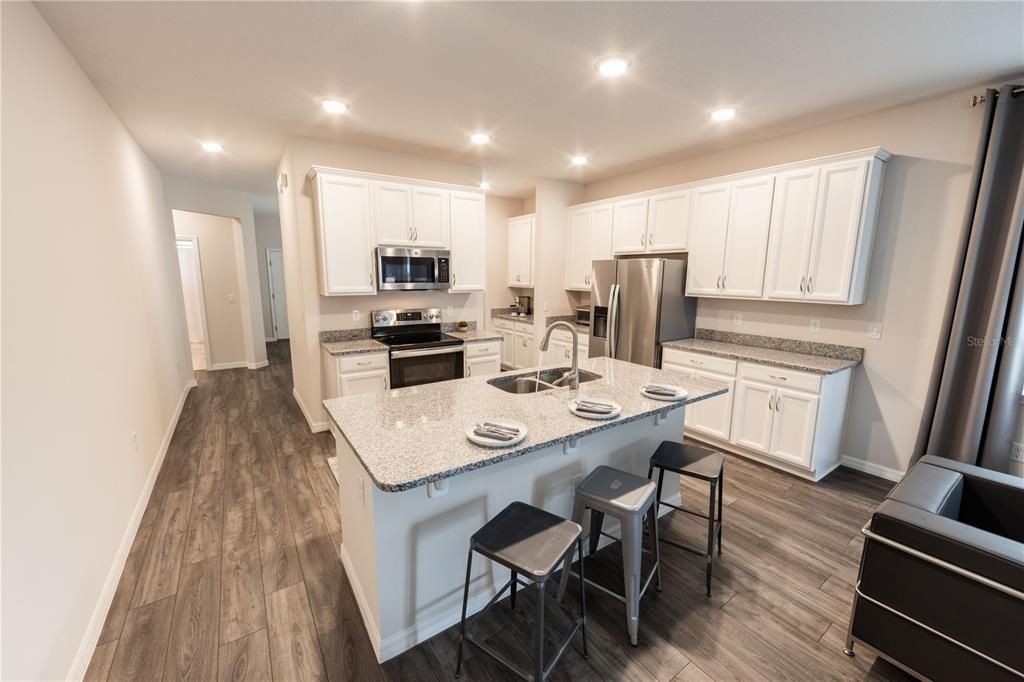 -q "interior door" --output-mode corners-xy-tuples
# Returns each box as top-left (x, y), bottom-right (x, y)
(764, 168), (819, 301)
(567, 209), (592, 289)
(449, 191), (485, 291)
(685, 183), (731, 295)
(611, 198), (649, 254)
(721, 175), (775, 297)
(374, 182), (413, 245)
(805, 159), (869, 302)
(266, 249), (289, 340)
(769, 388), (819, 467)
(646, 189), (691, 252)
(411, 186), (450, 247)
(730, 379), (775, 453)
